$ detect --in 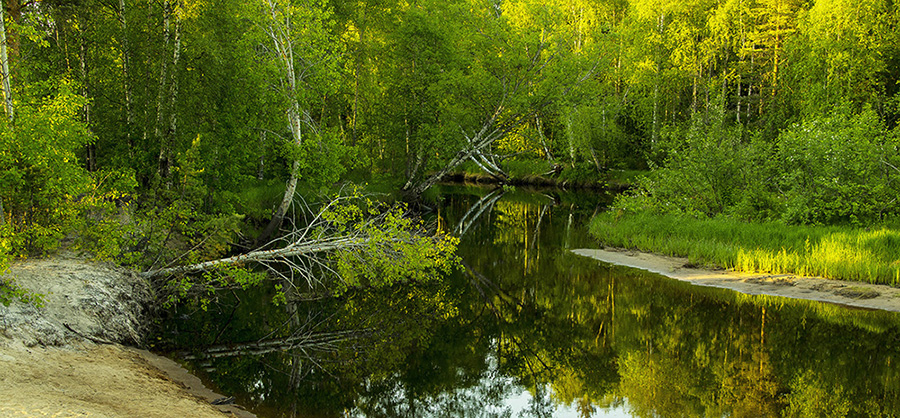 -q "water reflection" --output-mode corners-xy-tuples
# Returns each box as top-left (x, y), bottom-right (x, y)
(159, 186), (900, 417)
